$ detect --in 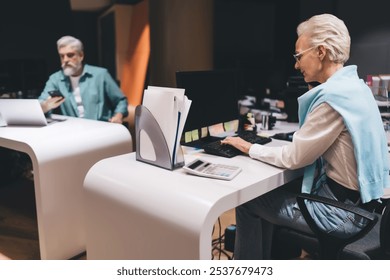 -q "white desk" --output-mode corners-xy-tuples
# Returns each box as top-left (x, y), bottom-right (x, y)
(0, 116), (132, 259)
(84, 139), (303, 260)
